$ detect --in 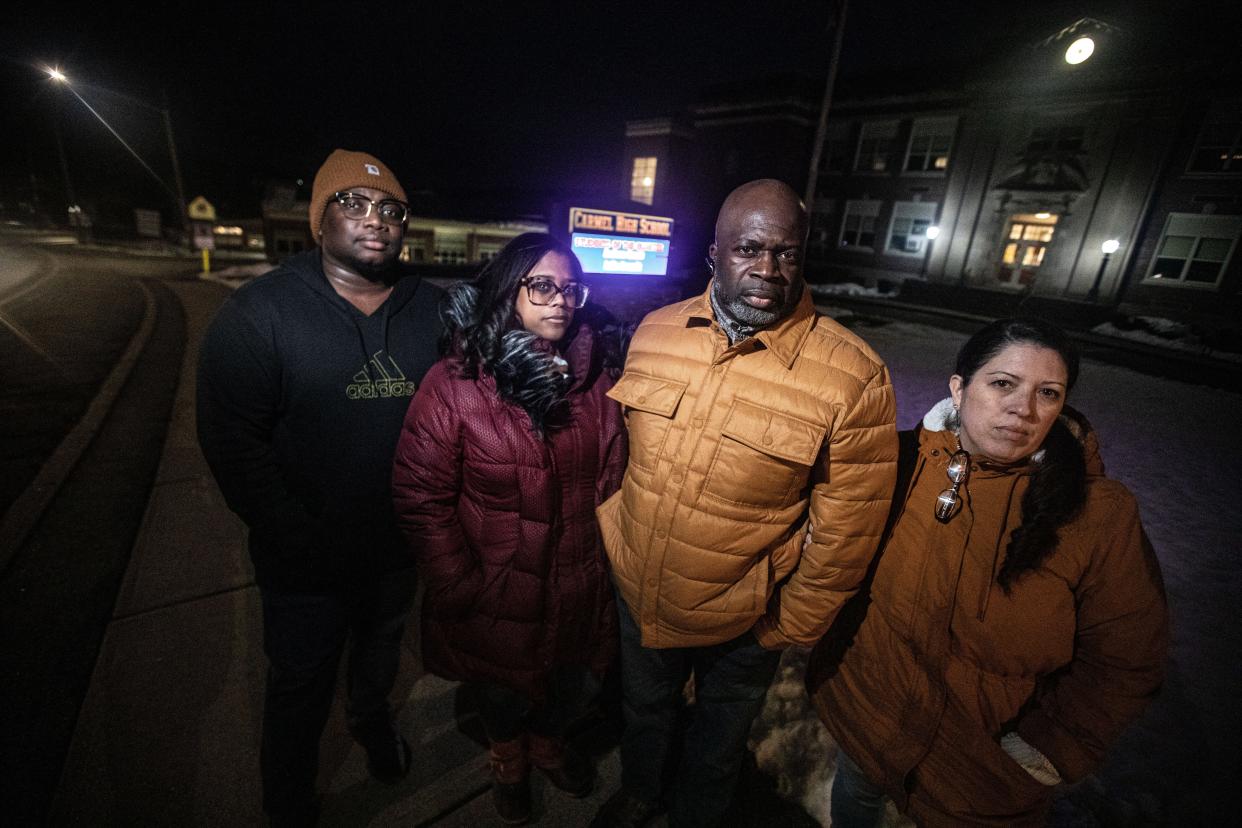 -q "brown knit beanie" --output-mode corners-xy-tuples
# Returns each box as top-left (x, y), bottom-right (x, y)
(309, 149), (408, 239)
